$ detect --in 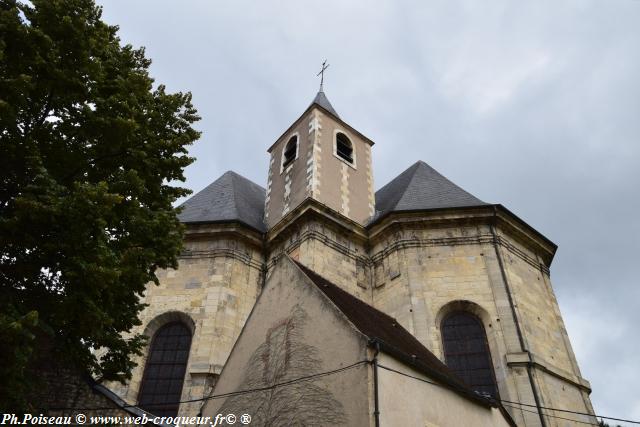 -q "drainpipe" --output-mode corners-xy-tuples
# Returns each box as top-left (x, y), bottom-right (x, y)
(372, 340), (381, 427)
(491, 206), (546, 427)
